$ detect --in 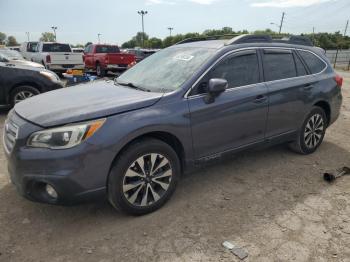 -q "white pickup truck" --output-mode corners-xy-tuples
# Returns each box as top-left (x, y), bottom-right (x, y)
(32, 42), (84, 73)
